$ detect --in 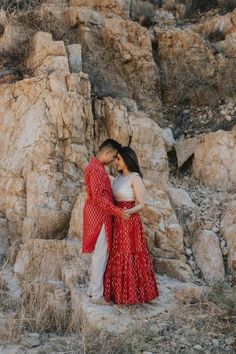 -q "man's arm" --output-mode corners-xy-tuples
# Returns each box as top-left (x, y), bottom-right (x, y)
(88, 167), (124, 218)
